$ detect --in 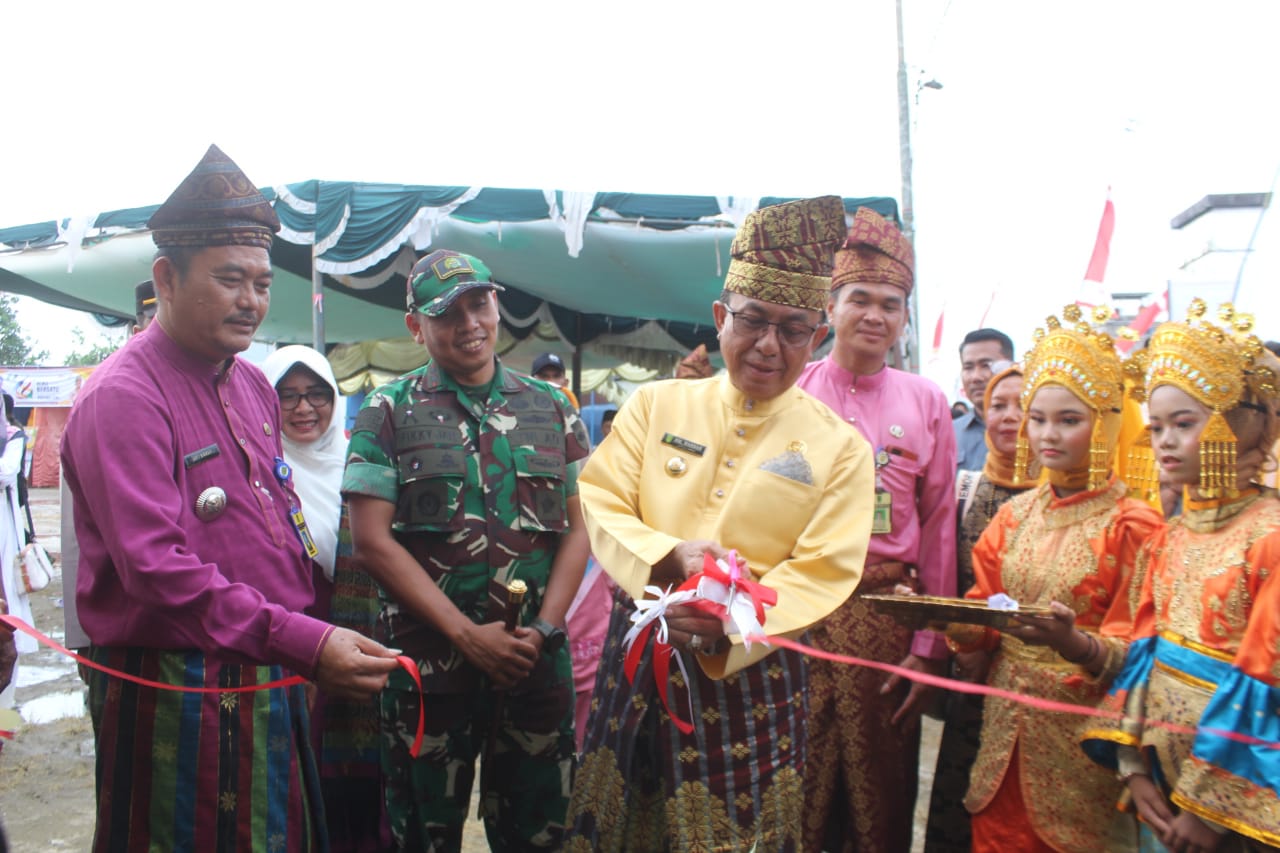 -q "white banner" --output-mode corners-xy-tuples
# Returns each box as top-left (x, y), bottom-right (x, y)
(0, 368), (88, 407)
